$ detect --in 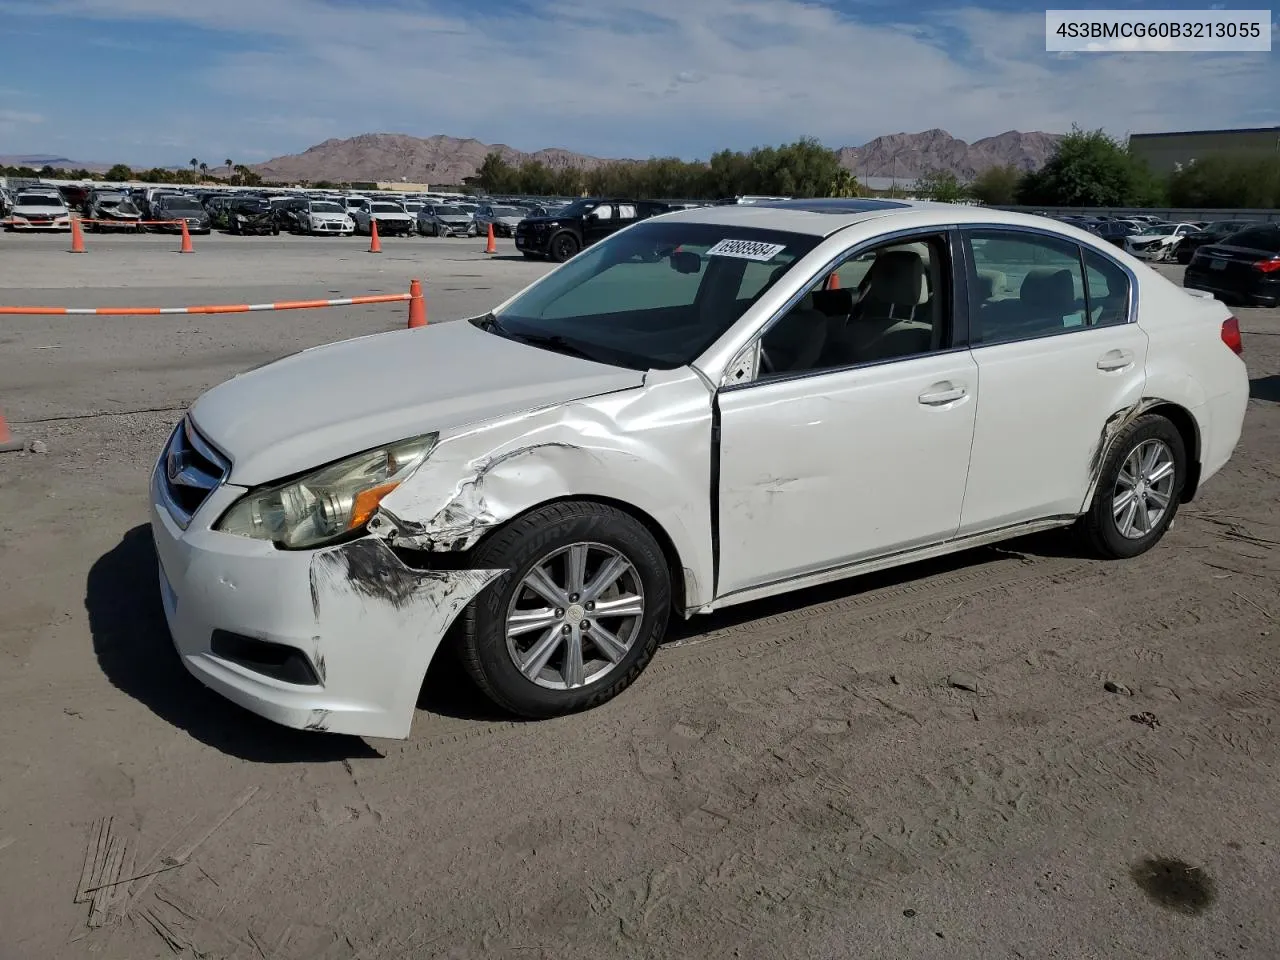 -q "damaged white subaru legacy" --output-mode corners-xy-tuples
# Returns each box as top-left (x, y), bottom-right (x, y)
(150, 199), (1249, 738)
